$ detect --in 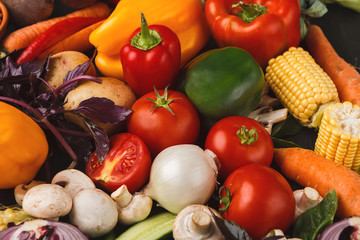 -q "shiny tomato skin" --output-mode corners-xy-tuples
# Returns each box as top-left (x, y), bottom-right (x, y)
(85, 133), (152, 193)
(205, 116), (273, 180)
(127, 89), (200, 157)
(221, 164), (295, 240)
